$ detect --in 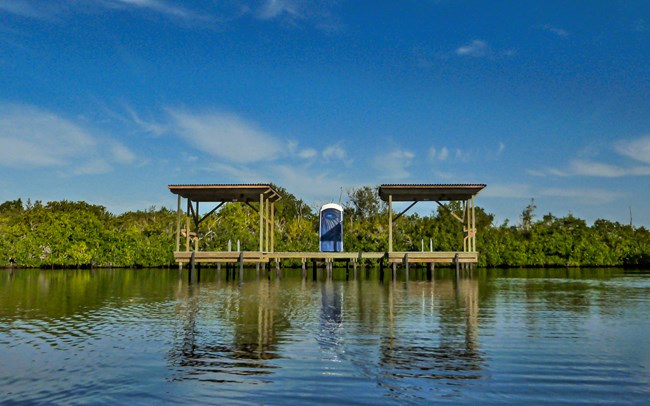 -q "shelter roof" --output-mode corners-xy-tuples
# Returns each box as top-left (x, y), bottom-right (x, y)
(379, 184), (486, 202)
(168, 184), (282, 202)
